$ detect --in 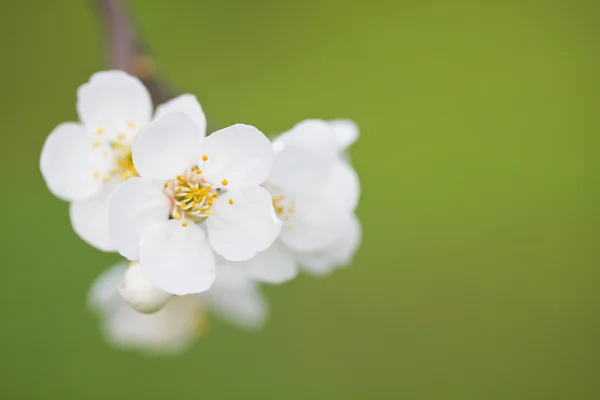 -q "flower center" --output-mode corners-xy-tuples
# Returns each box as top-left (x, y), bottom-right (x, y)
(92, 122), (142, 182)
(270, 189), (295, 231)
(112, 143), (138, 181)
(163, 156), (229, 227)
